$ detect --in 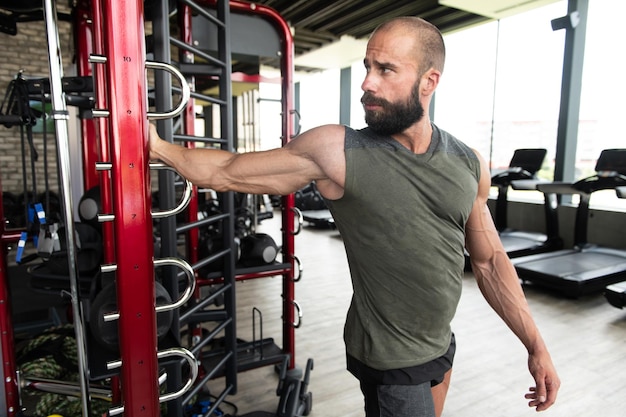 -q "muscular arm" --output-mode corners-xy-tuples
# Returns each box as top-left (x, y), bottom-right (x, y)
(465, 152), (560, 412)
(149, 124), (345, 198)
